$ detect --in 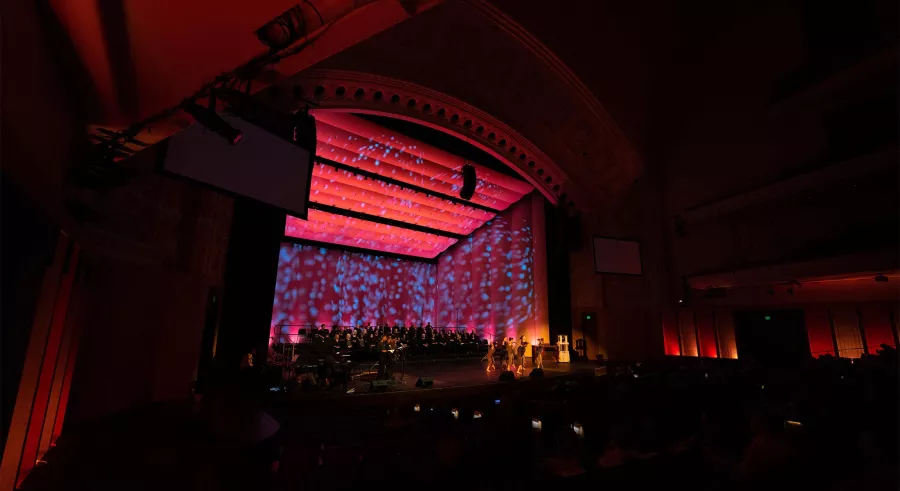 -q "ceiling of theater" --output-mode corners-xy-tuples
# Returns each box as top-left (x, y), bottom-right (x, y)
(301, 0), (665, 209)
(51, 0), (679, 211)
(288, 110), (533, 258)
